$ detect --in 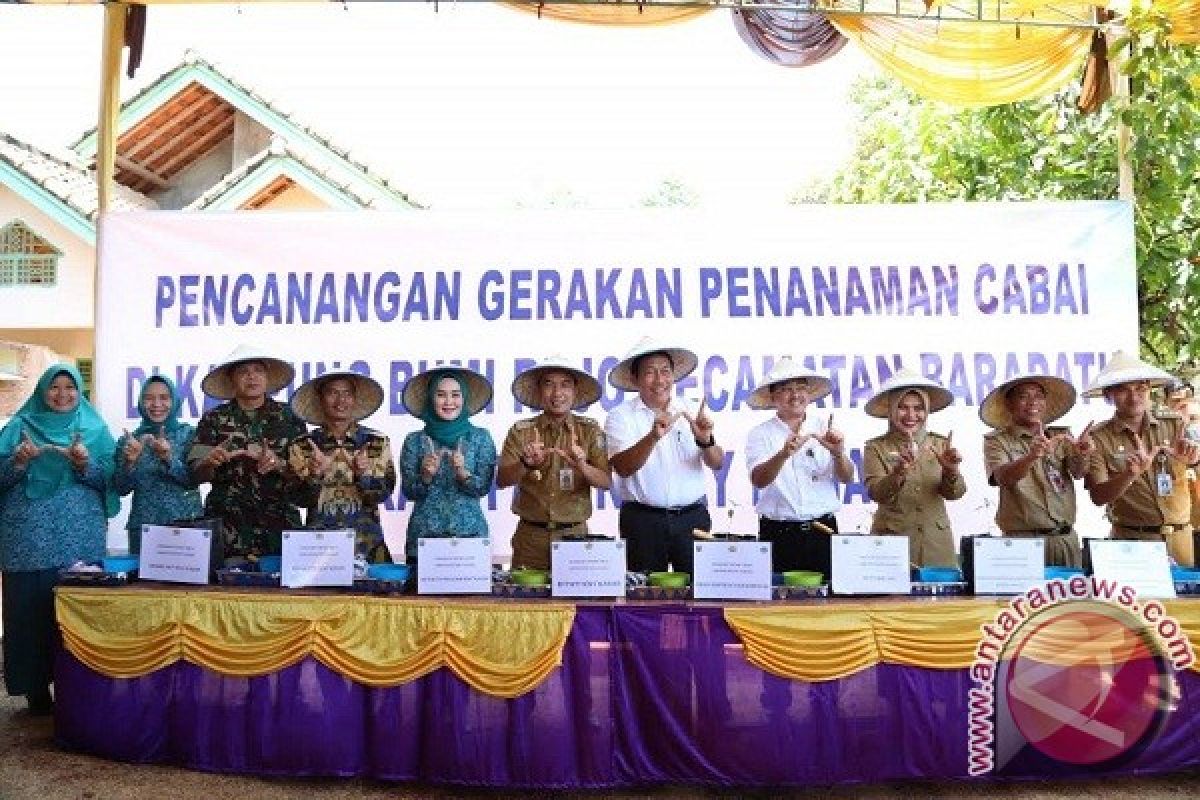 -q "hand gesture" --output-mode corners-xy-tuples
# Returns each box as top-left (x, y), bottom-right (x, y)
(14, 429), (41, 467)
(67, 432), (89, 471)
(1123, 432), (1153, 477)
(255, 439), (281, 475)
(122, 429), (143, 466)
(890, 440), (917, 479)
(814, 413), (845, 455)
(652, 409), (681, 441)
(310, 444), (333, 477)
(520, 425), (549, 469)
(420, 435), (439, 482)
(351, 446), (370, 477)
(559, 418), (588, 470)
(149, 430), (172, 463)
(779, 430), (811, 459)
(683, 398), (714, 443)
(1066, 421), (1095, 459)
(932, 431), (962, 471)
(450, 439), (467, 474)
(1171, 424), (1200, 465)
